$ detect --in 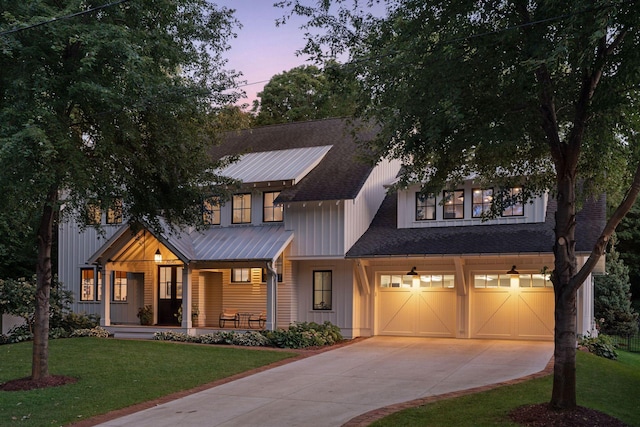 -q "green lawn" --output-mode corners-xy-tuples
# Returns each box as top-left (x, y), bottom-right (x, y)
(371, 350), (640, 426)
(0, 338), (296, 426)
